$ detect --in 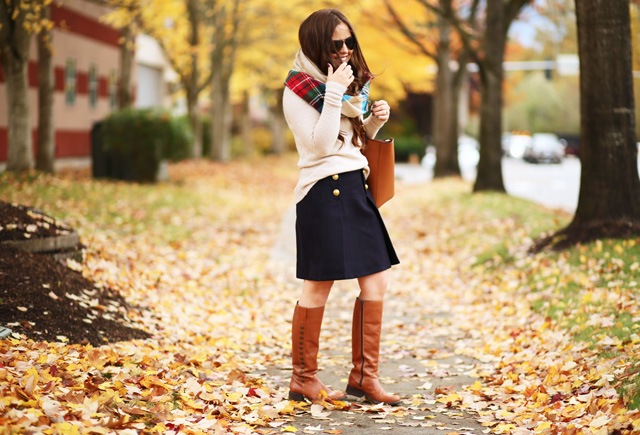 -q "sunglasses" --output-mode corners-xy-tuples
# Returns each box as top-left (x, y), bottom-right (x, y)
(332, 36), (356, 52)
